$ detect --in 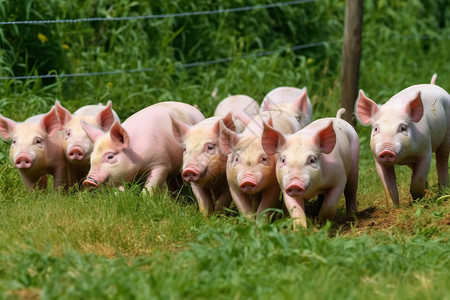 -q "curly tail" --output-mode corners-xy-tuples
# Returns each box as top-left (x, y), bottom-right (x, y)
(336, 108), (346, 119)
(430, 73), (437, 85)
